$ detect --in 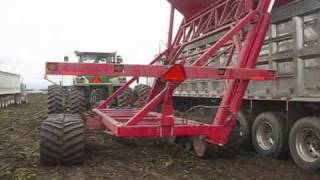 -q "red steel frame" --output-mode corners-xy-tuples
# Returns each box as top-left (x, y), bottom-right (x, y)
(45, 0), (276, 146)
